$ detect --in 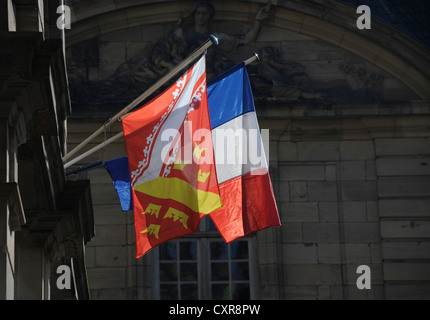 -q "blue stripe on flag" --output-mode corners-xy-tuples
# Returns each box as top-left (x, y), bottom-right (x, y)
(207, 63), (255, 129)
